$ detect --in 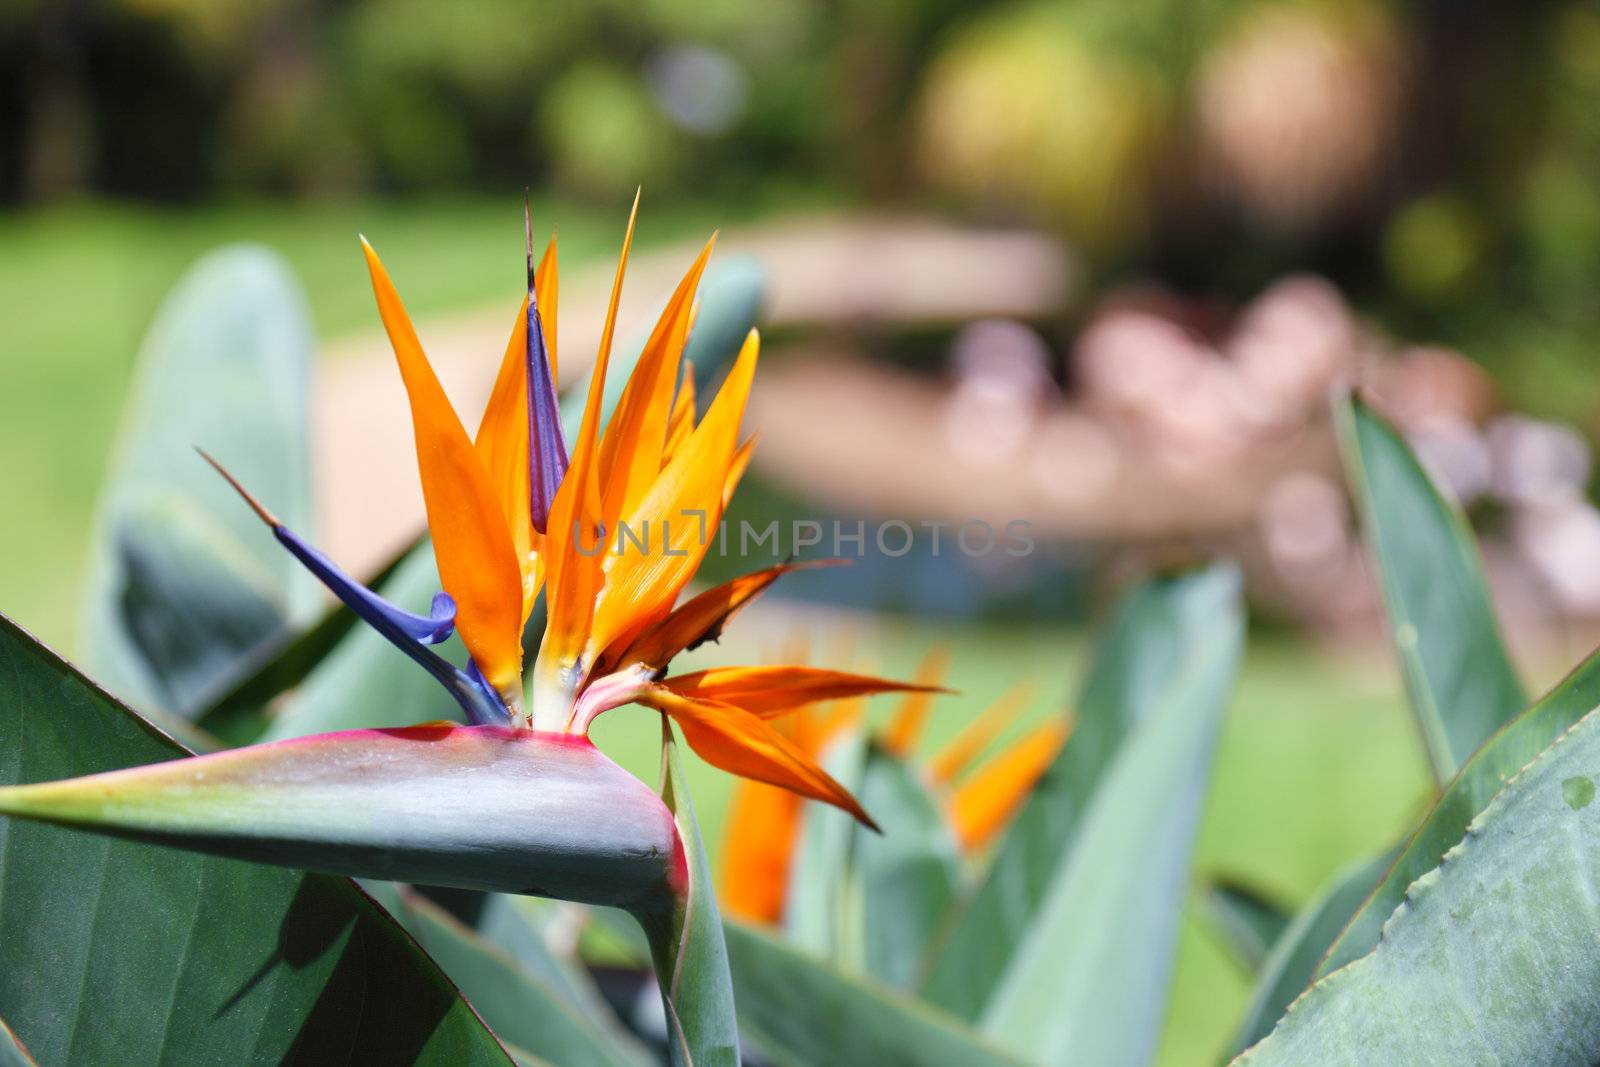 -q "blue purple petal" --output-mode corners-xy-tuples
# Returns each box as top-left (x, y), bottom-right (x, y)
(271, 525), (507, 725)
(526, 293), (568, 534)
(272, 526), (457, 645)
